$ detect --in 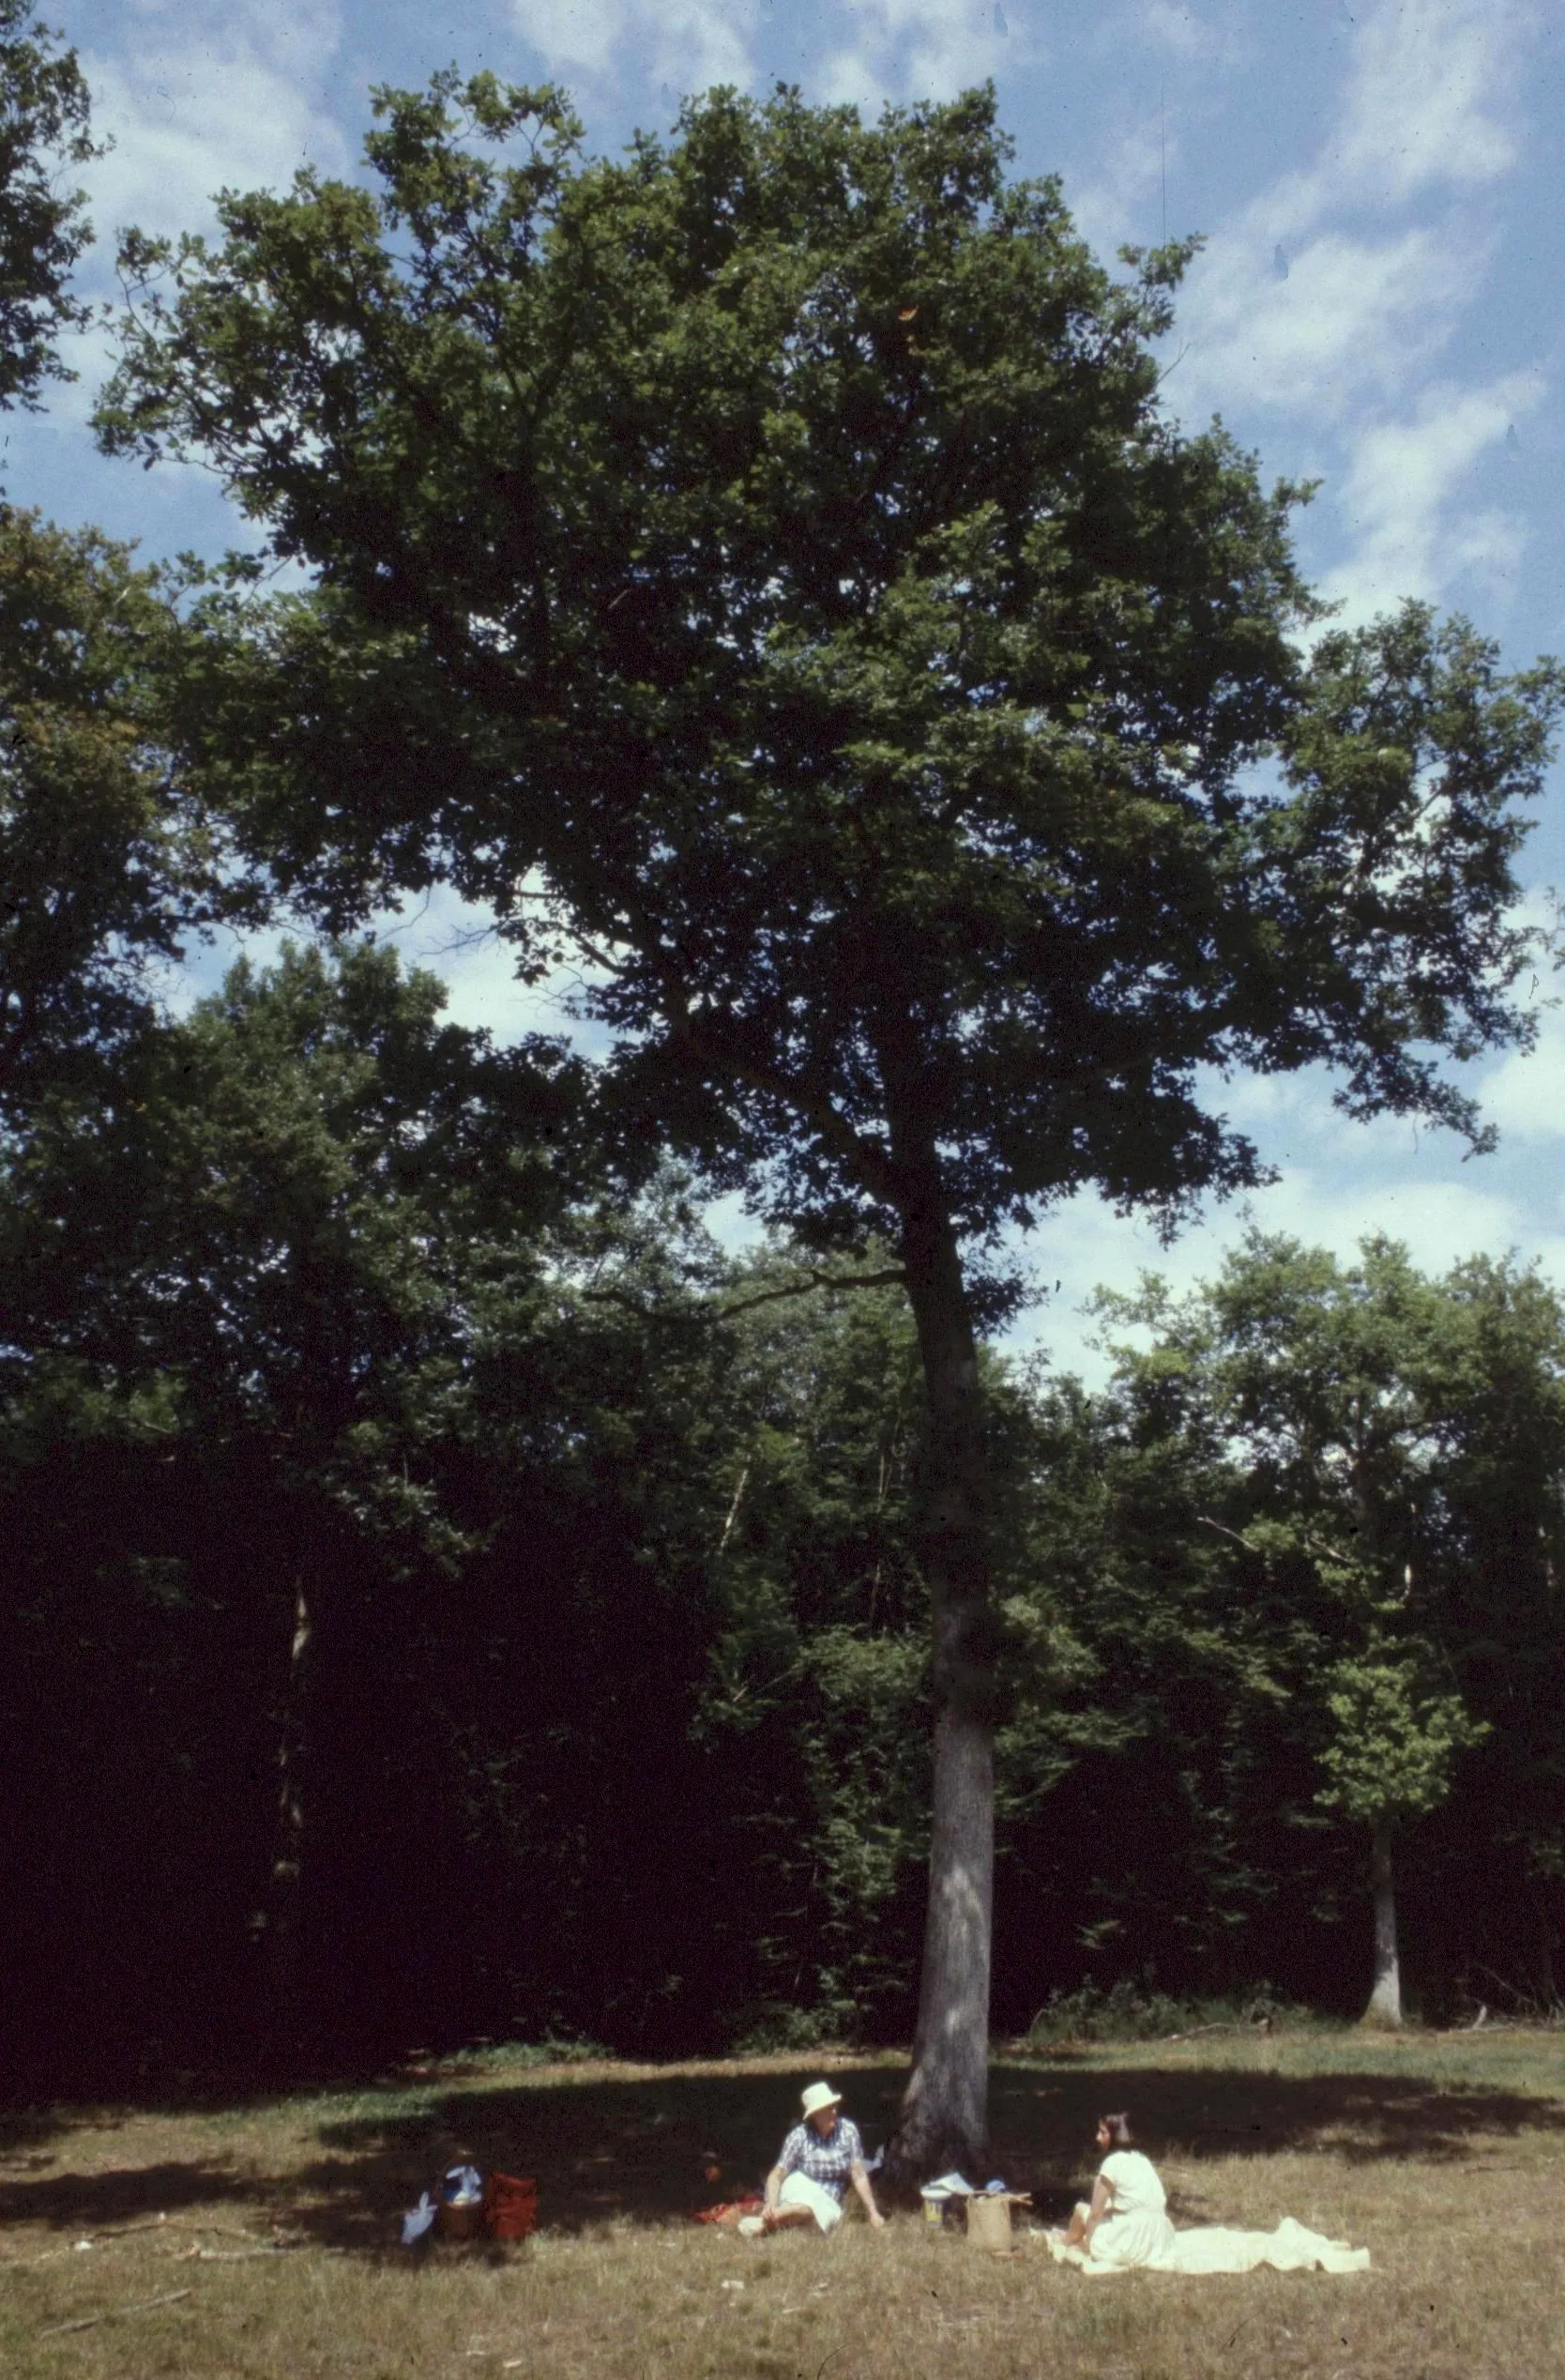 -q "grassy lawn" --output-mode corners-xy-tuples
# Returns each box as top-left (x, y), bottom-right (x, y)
(3, 2028), (1563, 2377)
